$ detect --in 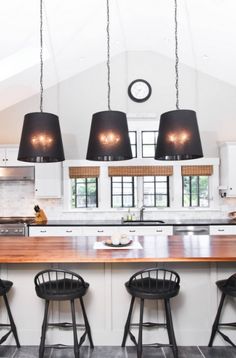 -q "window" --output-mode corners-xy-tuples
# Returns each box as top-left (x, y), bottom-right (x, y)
(141, 131), (158, 158)
(182, 176), (209, 207)
(71, 178), (98, 208)
(111, 176), (136, 208)
(129, 131), (137, 158)
(143, 176), (169, 207)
